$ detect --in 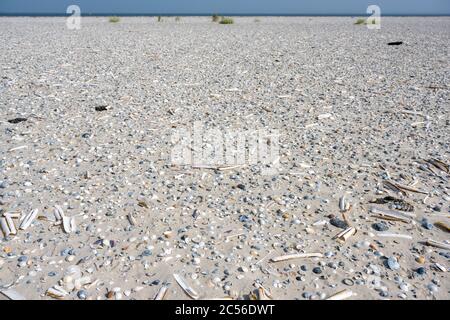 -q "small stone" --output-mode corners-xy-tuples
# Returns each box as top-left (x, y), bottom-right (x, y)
(416, 256), (425, 264)
(239, 215), (250, 223)
(302, 291), (312, 299)
(386, 257), (400, 270)
(238, 266), (248, 273)
(372, 222), (389, 232)
(77, 290), (88, 300)
(312, 267), (322, 274)
(416, 267), (426, 275)
(330, 218), (348, 229)
(427, 283), (438, 293)
(421, 218), (433, 230)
